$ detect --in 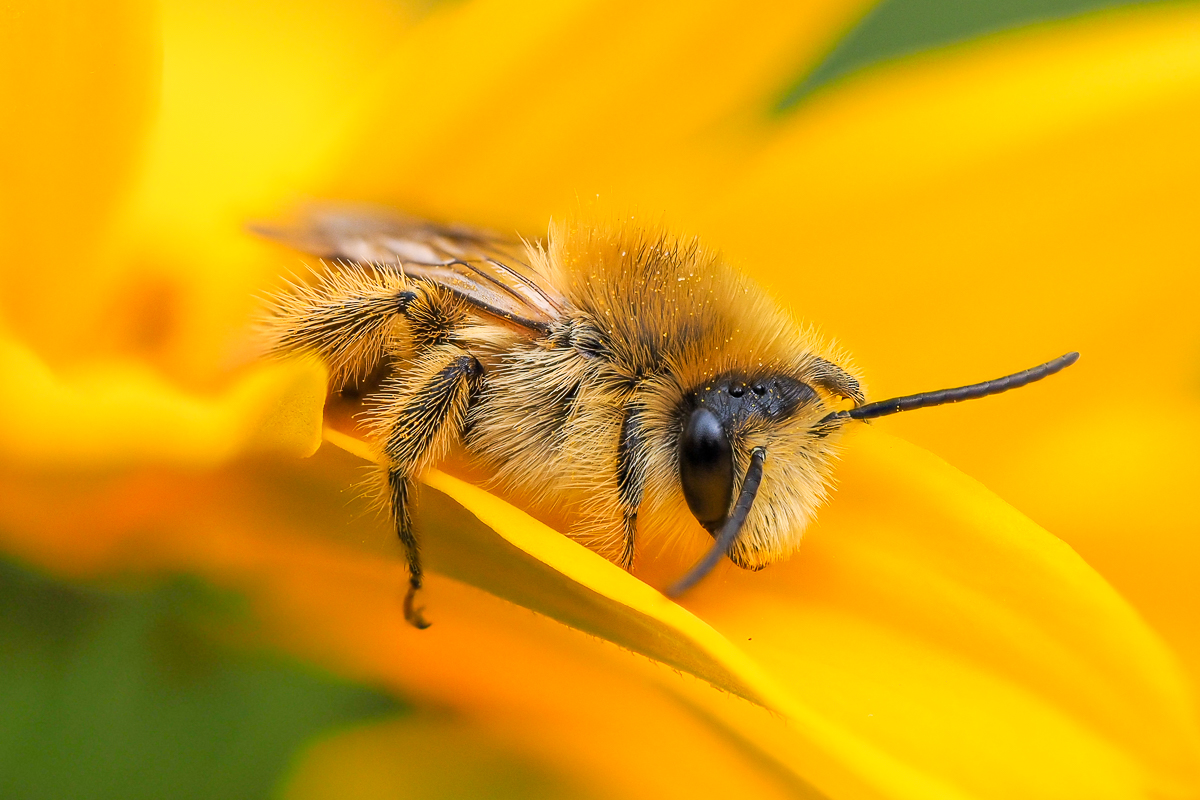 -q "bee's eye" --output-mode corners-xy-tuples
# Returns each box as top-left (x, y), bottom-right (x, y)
(679, 407), (734, 532)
